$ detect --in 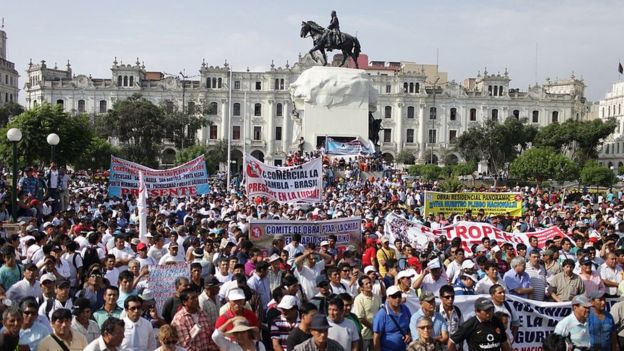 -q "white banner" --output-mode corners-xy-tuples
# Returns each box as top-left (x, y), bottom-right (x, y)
(137, 171), (147, 243)
(453, 295), (617, 351)
(384, 213), (569, 254)
(245, 154), (323, 204)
